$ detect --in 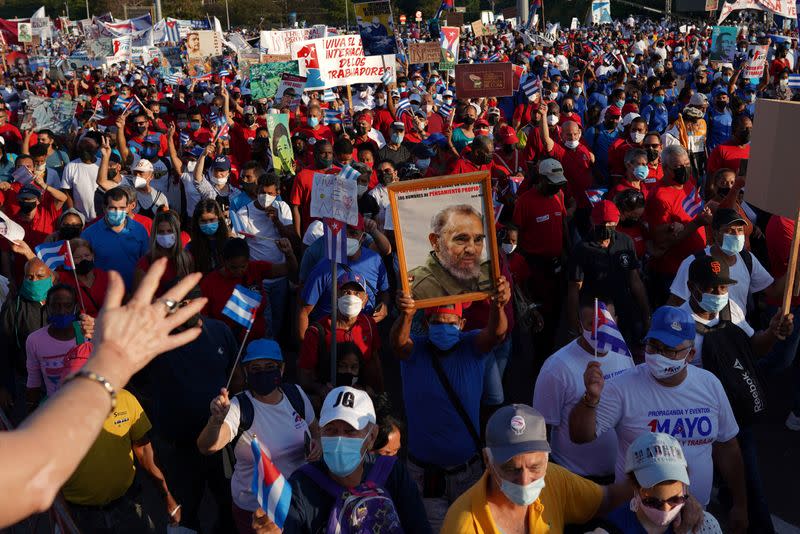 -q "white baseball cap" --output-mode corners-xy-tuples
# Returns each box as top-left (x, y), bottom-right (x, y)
(302, 220), (325, 246)
(320, 386), (376, 430)
(622, 112), (641, 127)
(133, 158), (154, 173)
